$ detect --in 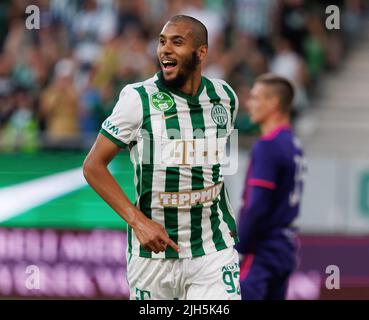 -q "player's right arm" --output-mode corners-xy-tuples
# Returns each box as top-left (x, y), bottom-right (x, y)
(236, 141), (279, 254)
(83, 85), (179, 254)
(83, 136), (178, 254)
